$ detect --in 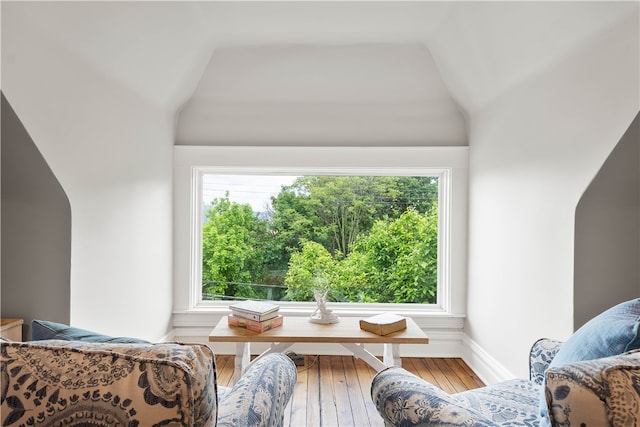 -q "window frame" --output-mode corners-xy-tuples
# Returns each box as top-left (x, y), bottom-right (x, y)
(173, 146), (468, 319)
